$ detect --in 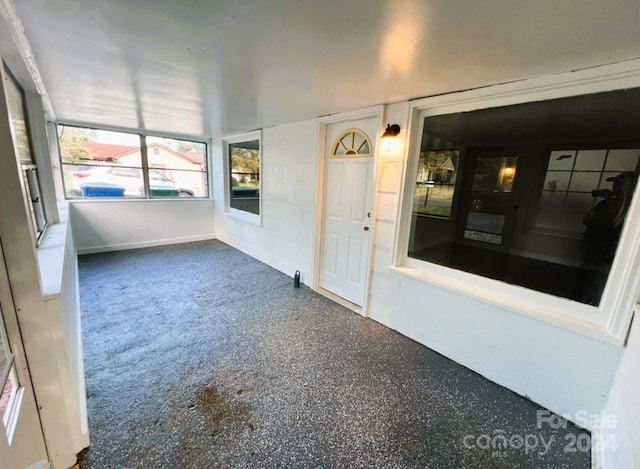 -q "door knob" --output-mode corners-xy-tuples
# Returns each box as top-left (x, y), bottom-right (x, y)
(363, 226), (370, 231)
